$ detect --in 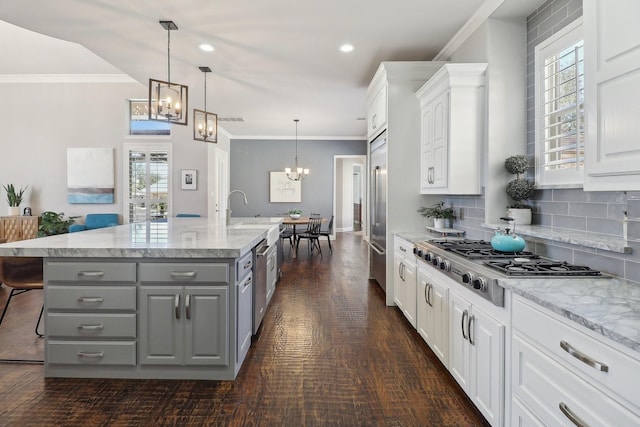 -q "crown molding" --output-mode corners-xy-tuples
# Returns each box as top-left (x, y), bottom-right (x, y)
(0, 73), (137, 83)
(434, 0), (505, 61)
(230, 134), (366, 141)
